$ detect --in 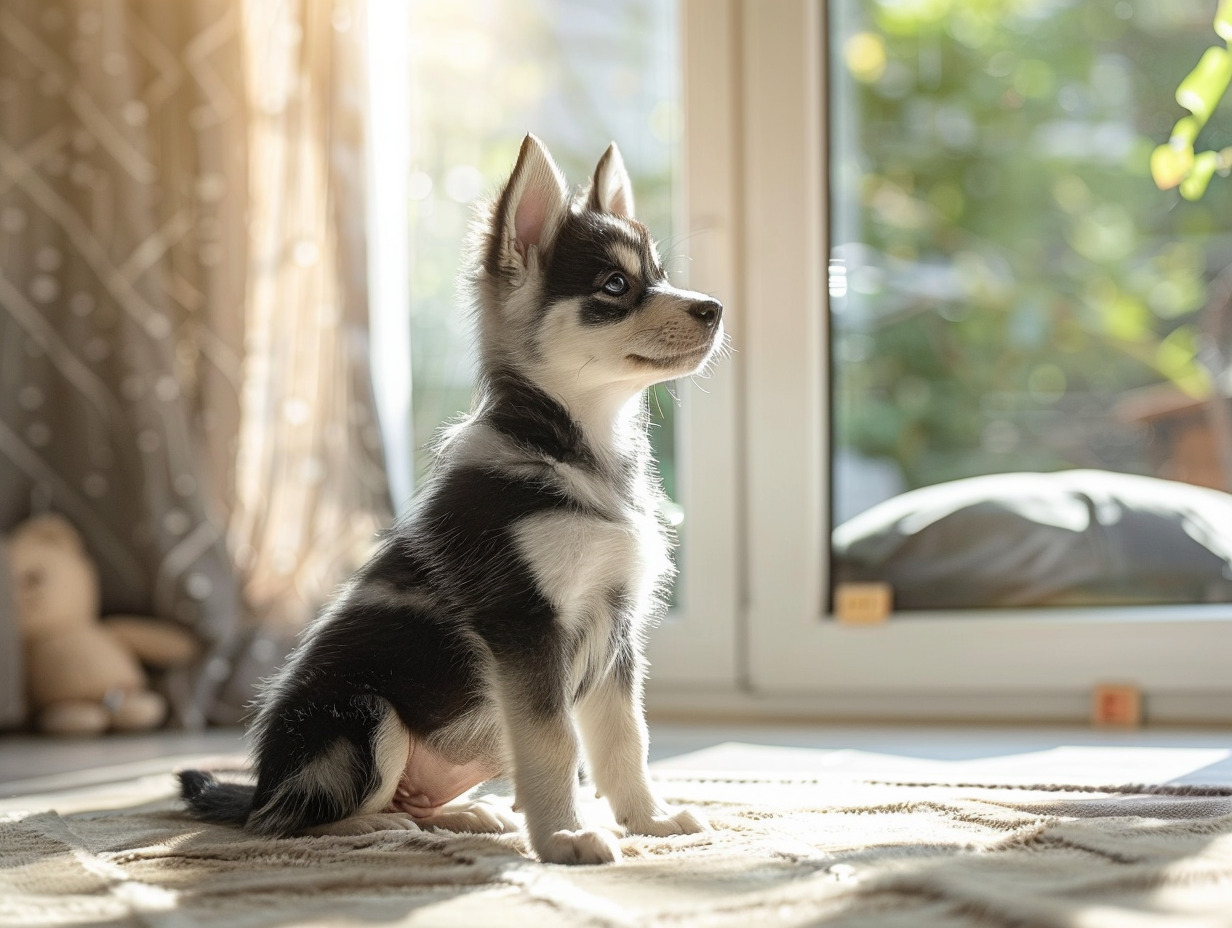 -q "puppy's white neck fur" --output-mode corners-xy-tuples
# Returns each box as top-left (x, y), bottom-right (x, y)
(550, 380), (647, 464)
